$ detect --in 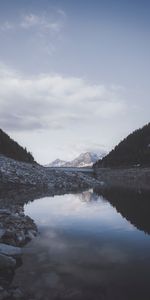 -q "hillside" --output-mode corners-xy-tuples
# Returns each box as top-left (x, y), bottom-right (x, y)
(94, 123), (150, 168)
(0, 128), (35, 163)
